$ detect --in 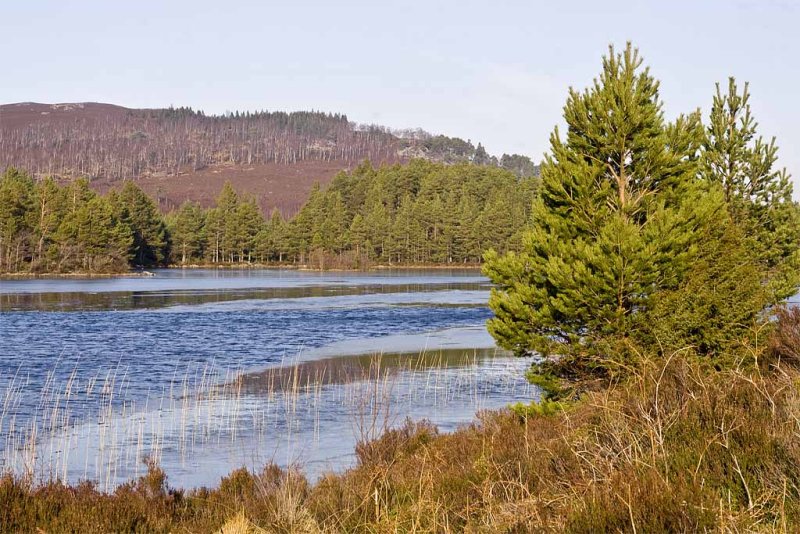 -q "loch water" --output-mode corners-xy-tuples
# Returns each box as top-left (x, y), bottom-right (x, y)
(0, 269), (536, 489)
